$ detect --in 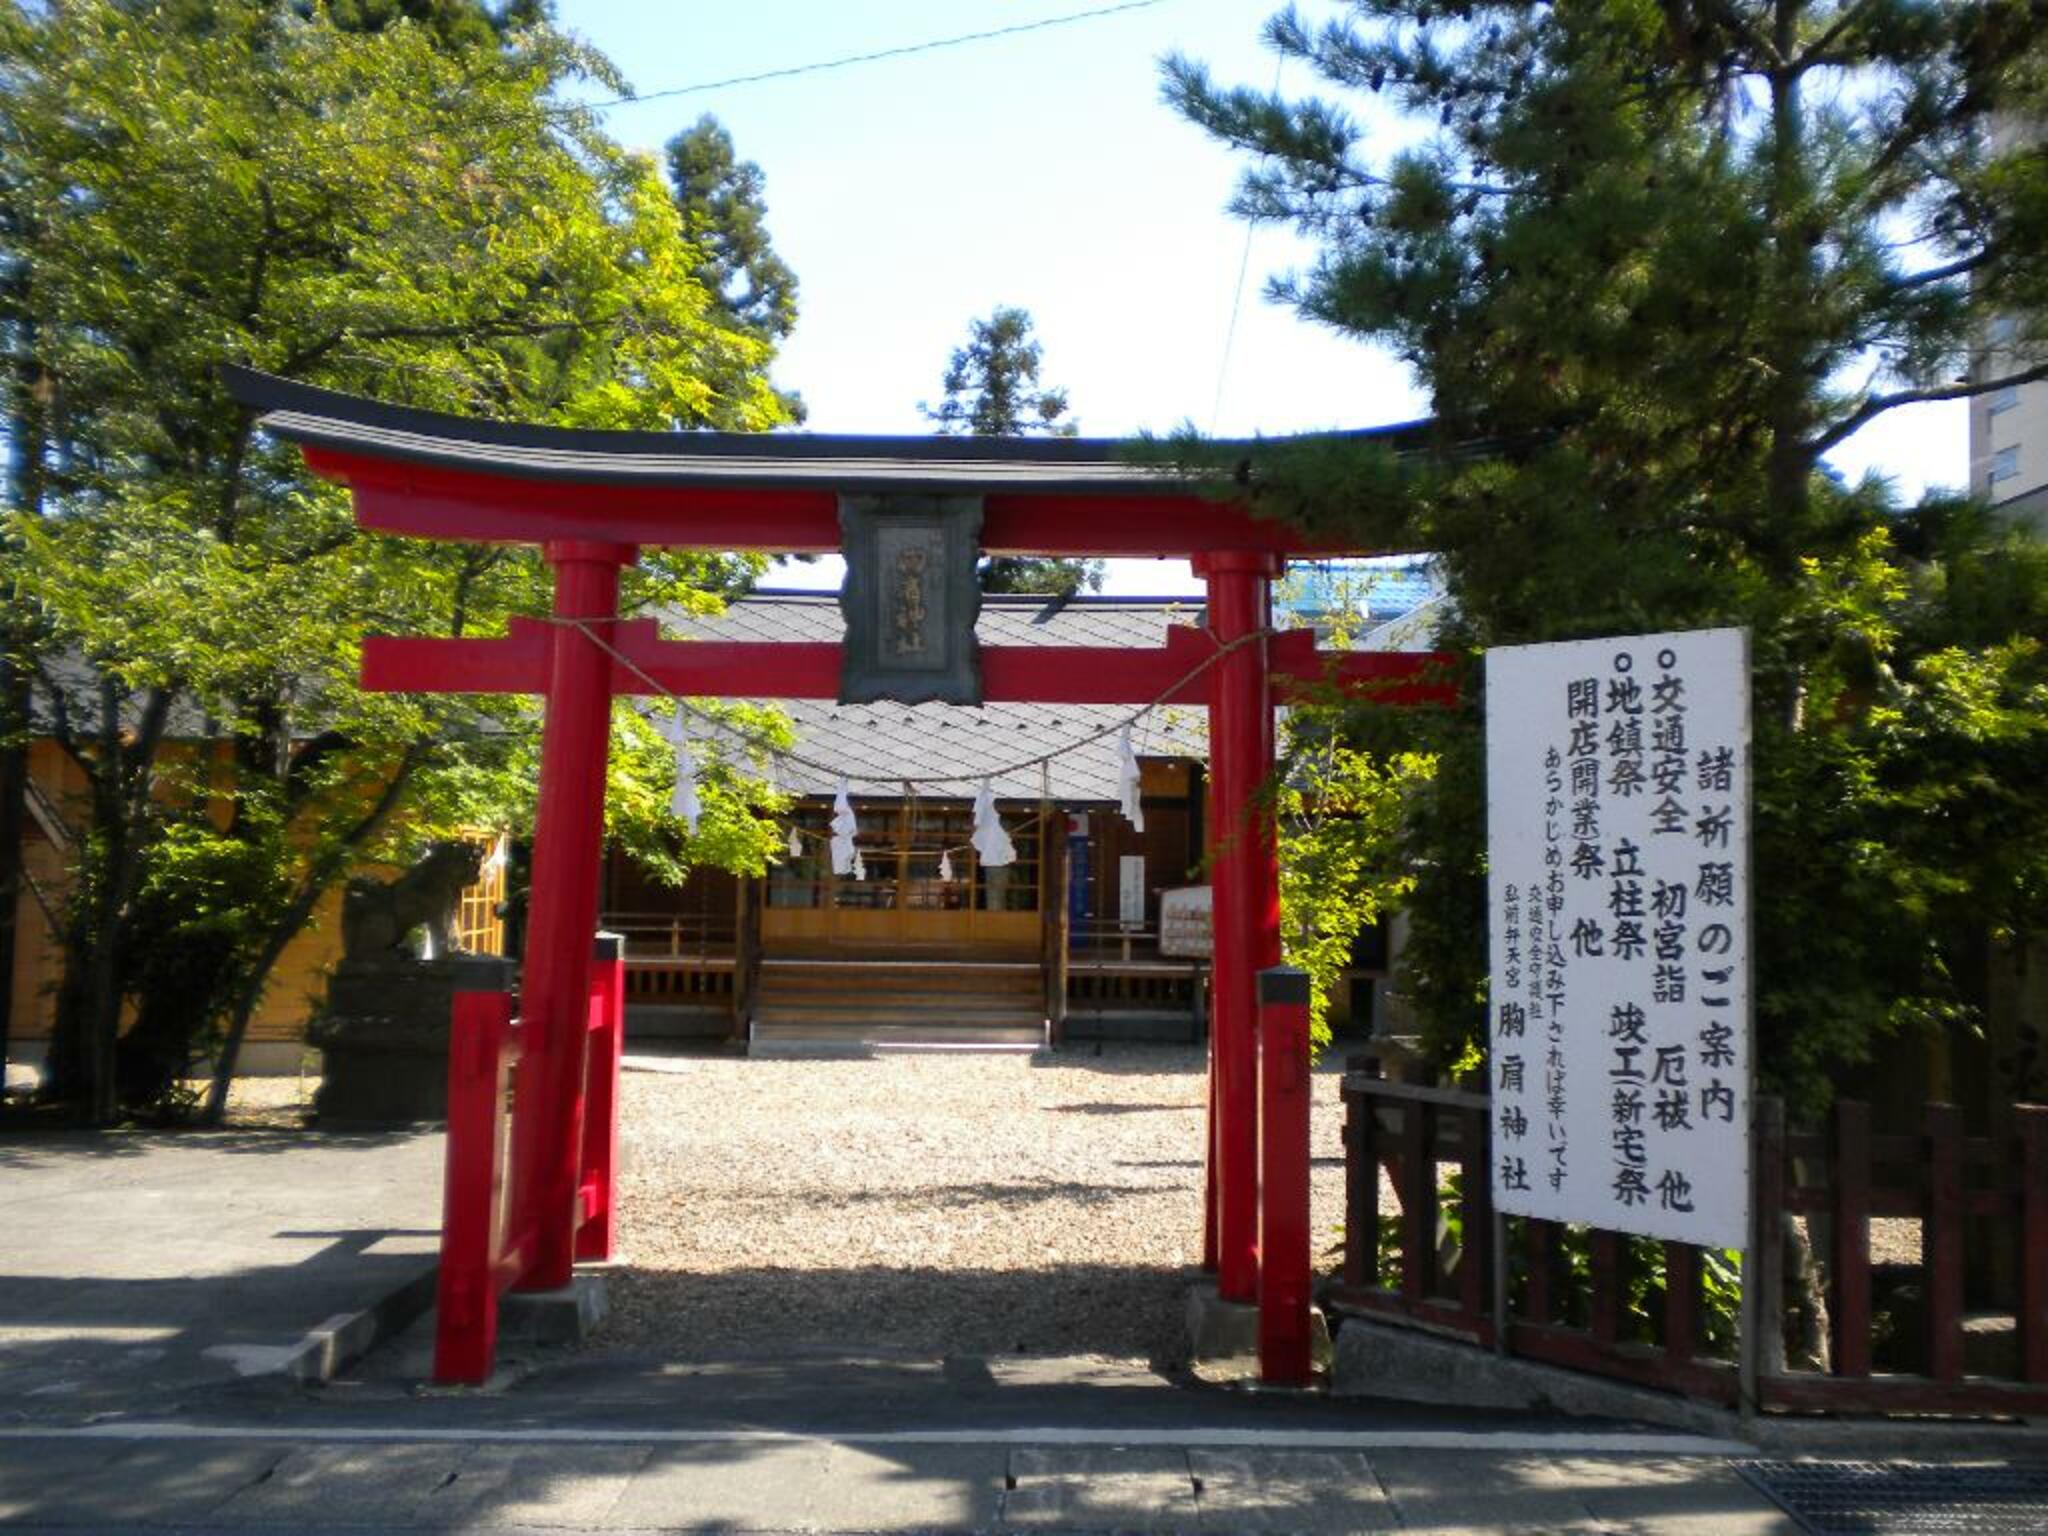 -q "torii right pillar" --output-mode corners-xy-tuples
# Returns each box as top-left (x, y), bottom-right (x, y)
(1196, 550), (1284, 1304)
